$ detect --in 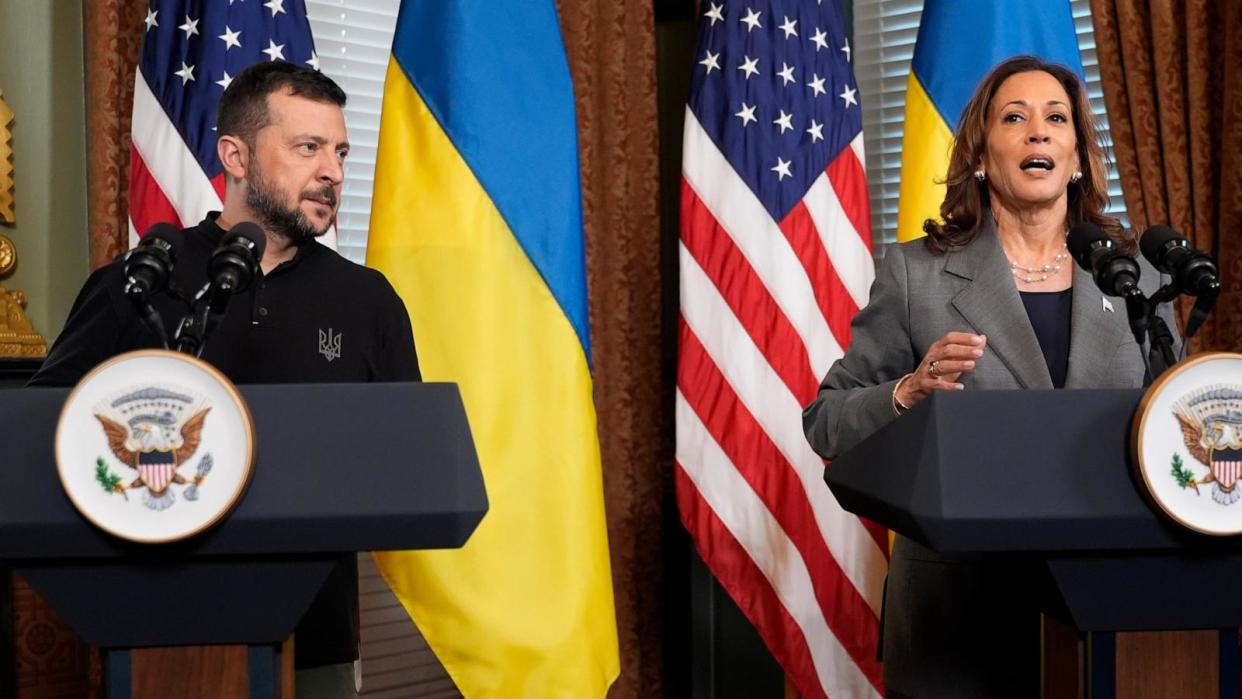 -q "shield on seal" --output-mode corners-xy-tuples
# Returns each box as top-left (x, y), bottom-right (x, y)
(1212, 449), (1242, 491)
(138, 451), (177, 494)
